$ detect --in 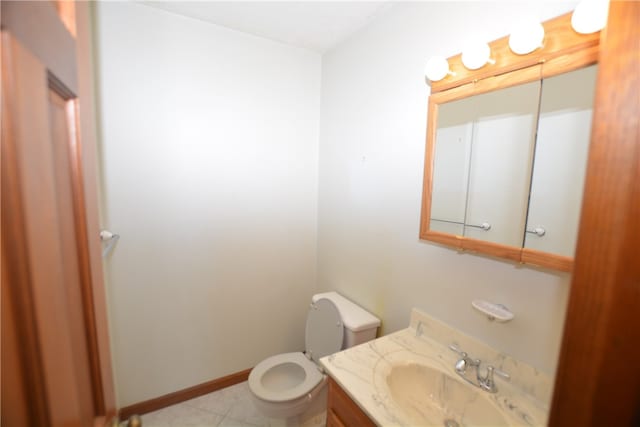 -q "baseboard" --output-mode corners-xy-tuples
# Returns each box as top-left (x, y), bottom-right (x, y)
(119, 368), (252, 421)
